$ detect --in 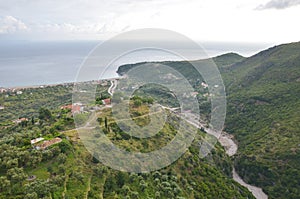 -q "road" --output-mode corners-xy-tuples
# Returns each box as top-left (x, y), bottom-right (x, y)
(108, 79), (117, 96)
(102, 78), (268, 199)
(162, 107), (267, 199)
(232, 168), (268, 199)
